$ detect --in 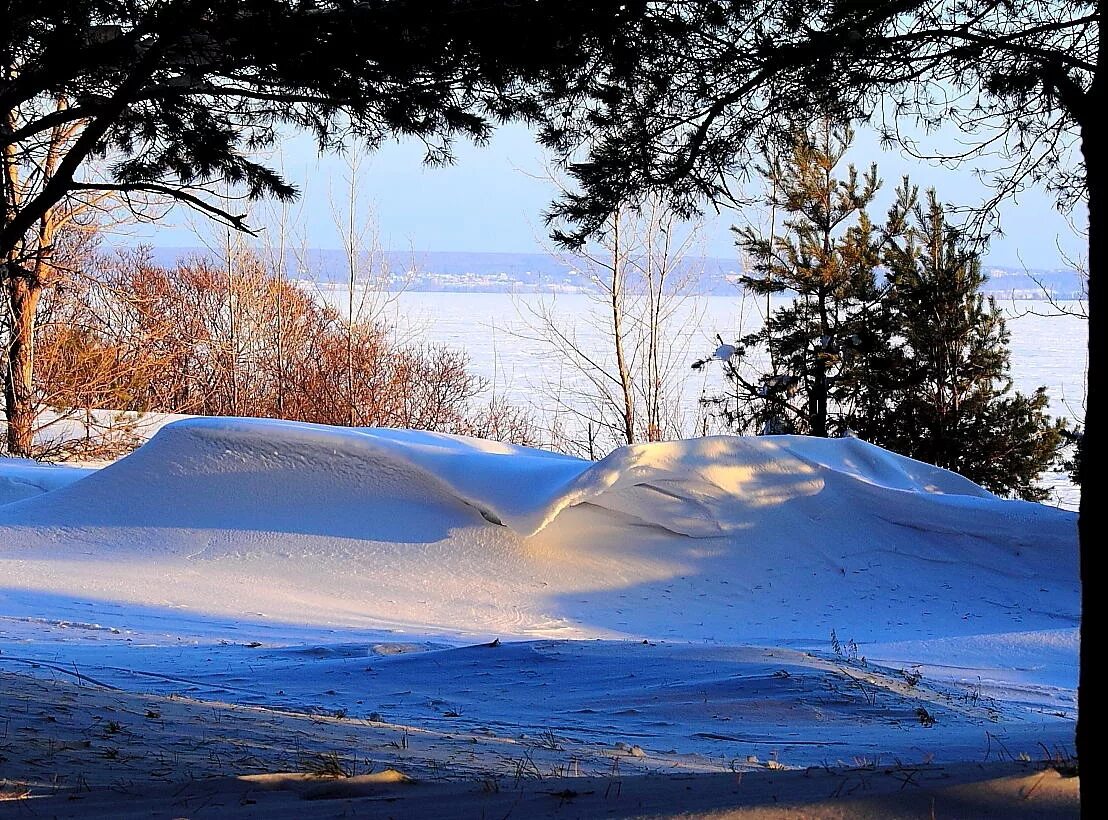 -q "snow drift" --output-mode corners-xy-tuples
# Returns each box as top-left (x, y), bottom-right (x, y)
(0, 457), (93, 506)
(0, 417), (1077, 644)
(0, 416), (1028, 538)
